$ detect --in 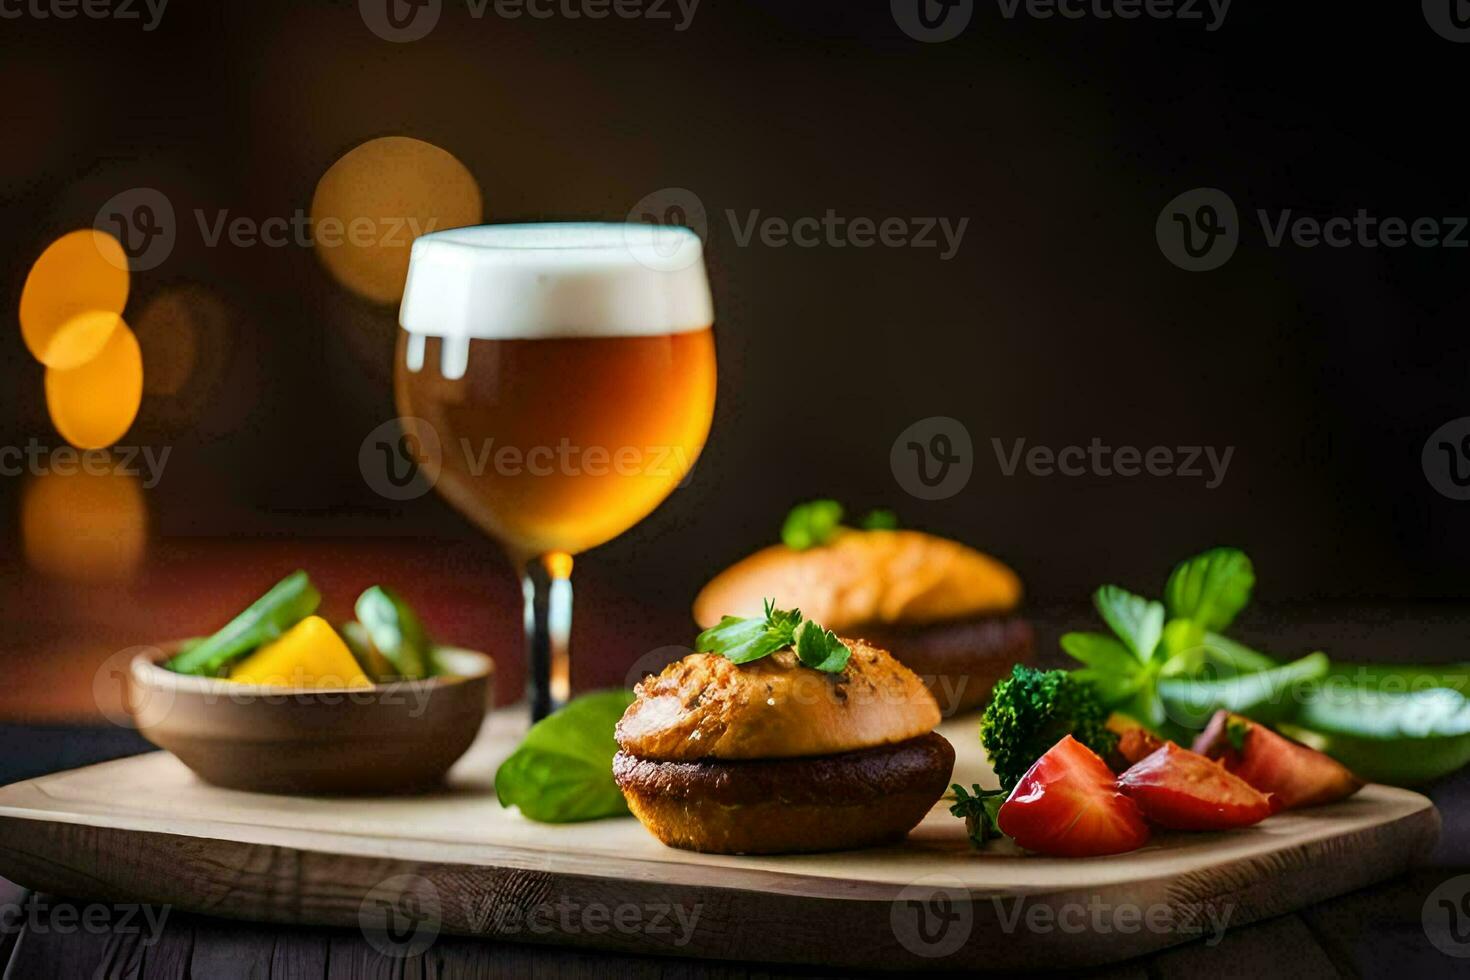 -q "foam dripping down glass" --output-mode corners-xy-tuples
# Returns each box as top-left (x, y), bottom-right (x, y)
(395, 223), (716, 720)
